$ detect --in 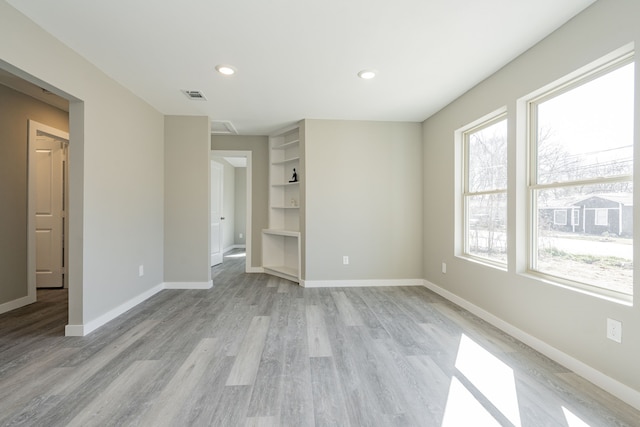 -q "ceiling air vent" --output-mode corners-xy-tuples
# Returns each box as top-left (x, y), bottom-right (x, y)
(182, 90), (207, 101)
(211, 120), (238, 135)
